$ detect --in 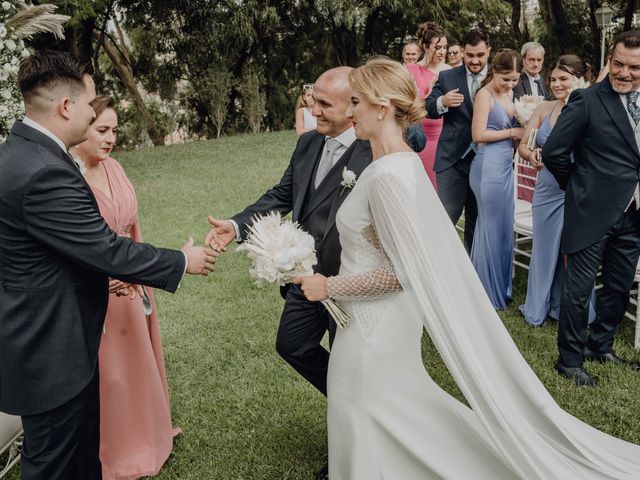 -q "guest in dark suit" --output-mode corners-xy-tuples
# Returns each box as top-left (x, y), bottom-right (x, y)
(0, 50), (216, 480)
(426, 28), (491, 252)
(206, 66), (371, 480)
(513, 42), (548, 100)
(543, 30), (640, 386)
